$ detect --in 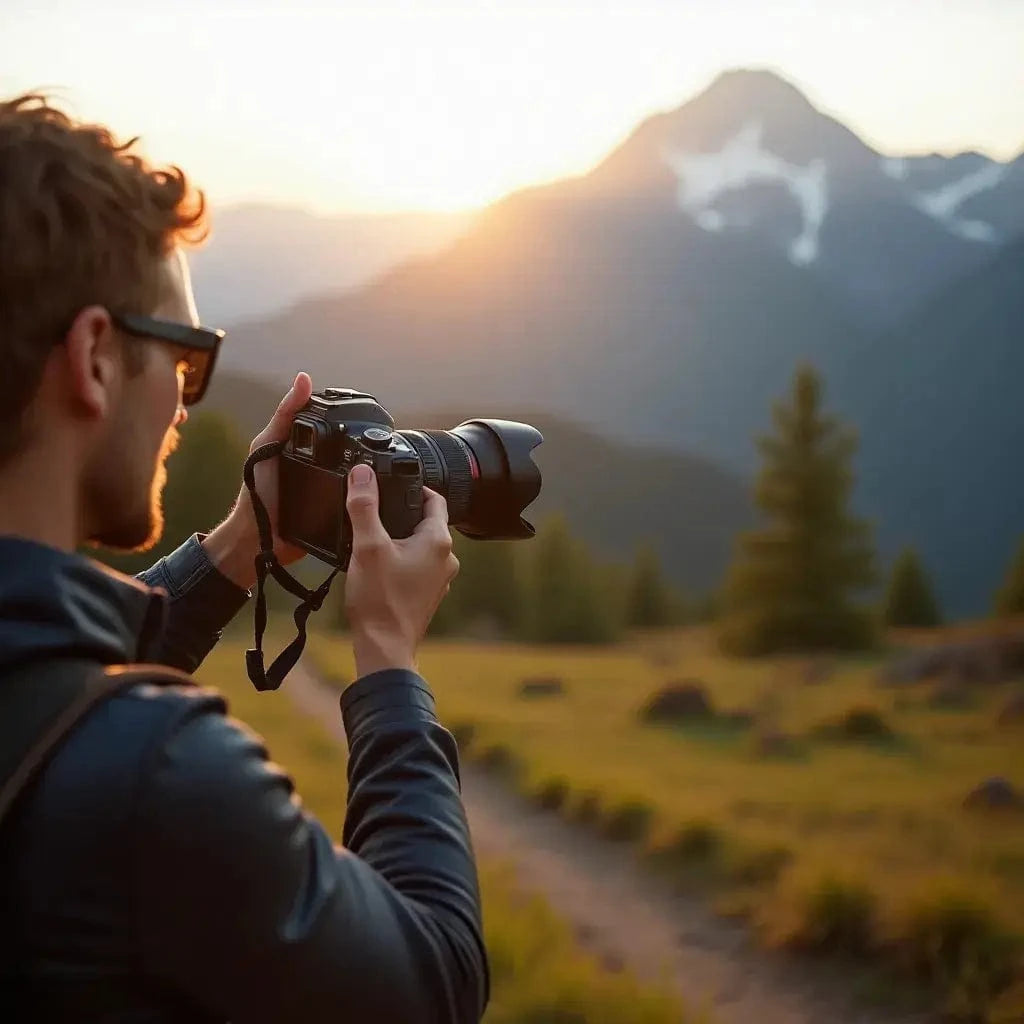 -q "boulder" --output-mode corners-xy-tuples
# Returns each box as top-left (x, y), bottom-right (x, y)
(996, 694), (1024, 726)
(755, 729), (799, 757)
(803, 658), (835, 685)
(722, 708), (756, 727)
(878, 636), (1023, 687)
(963, 777), (1024, 812)
(927, 680), (975, 710)
(518, 676), (565, 698)
(641, 680), (714, 723)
